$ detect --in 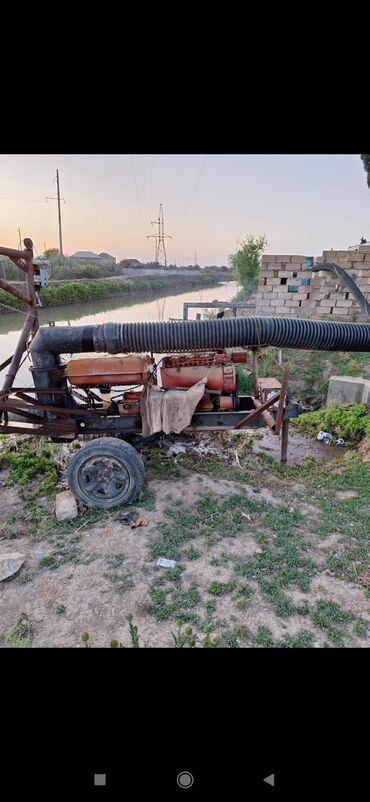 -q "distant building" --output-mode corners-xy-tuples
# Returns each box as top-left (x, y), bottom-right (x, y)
(70, 251), (102, 261)
(98, 252), (116, 264)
